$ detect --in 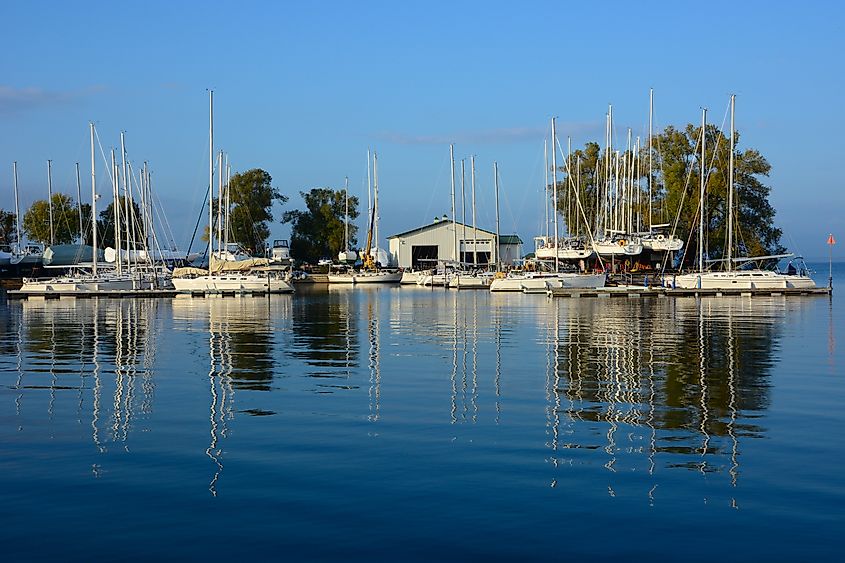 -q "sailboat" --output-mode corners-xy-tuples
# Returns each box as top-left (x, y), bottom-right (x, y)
(669, 96), (815, 290)
(171, 91), (293, 294)
(337, 176), (358, 263)
(640, 90), (684, 254)
(16, 124), (158, 294)
(7, 162), (45, 268)
(492, 118), (606, 292)
(328, 151), (401, 284)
